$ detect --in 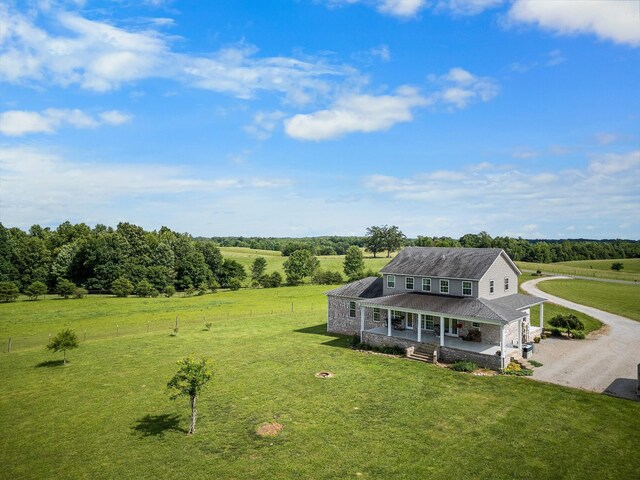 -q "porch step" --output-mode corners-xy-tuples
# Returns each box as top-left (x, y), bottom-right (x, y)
(408, 351), (436, 364)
